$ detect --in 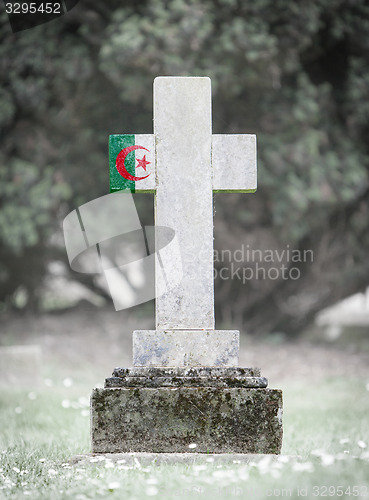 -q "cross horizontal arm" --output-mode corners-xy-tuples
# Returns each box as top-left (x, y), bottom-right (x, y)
(110, 133), (257, 194)
(212, 134), (257, 193)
